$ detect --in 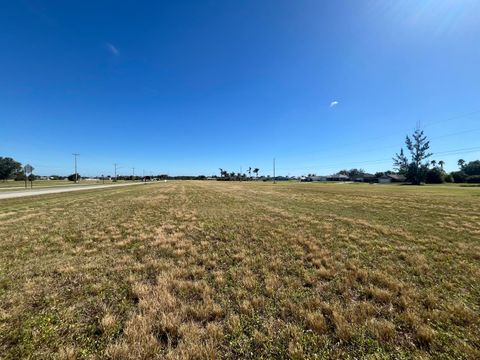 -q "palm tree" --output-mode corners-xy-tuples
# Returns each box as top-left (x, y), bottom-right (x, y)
(219, 168), (224, 177)
(253, 168), (259, 178)
(431, 160), (436, 168)
(458, 159), (465, 169)
(248, 167), (252, 178)
(438, 160), (445, 170)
